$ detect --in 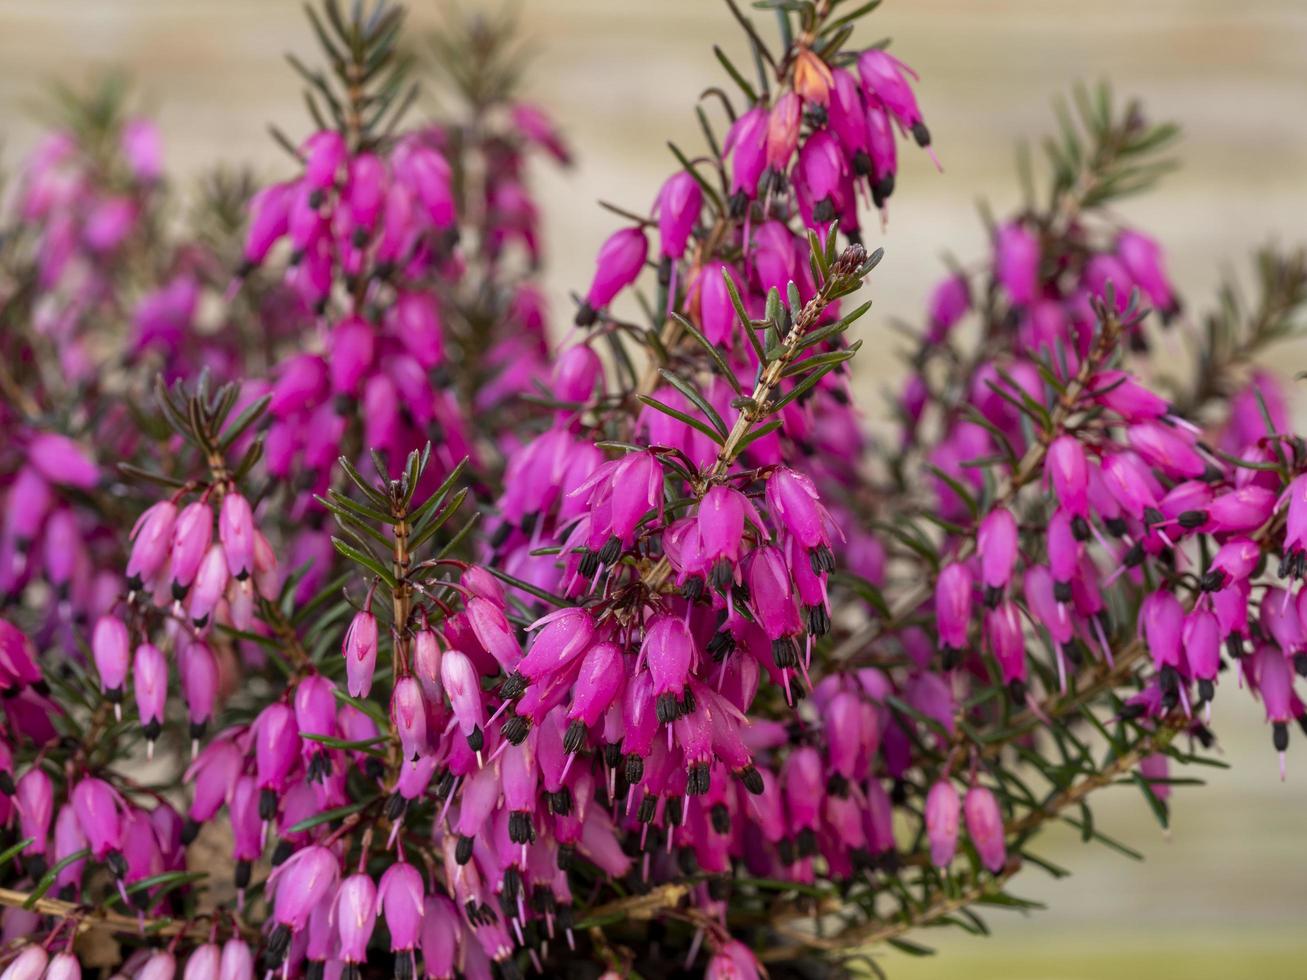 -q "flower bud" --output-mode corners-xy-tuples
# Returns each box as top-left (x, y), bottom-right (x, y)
(392, 292), (444, 369)
(764, 92), (802, 174)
